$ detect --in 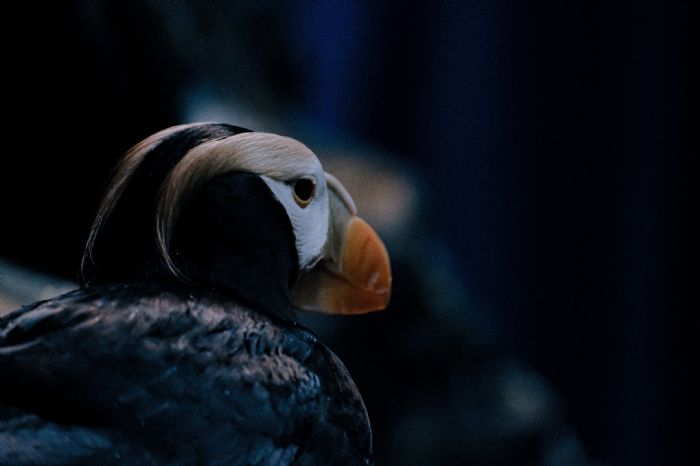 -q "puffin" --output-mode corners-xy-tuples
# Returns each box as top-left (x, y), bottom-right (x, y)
(0, 123), (391, 465)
